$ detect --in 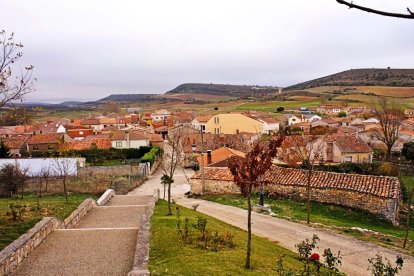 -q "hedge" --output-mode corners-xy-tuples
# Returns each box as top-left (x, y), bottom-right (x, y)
(140, 147), (161, 165)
